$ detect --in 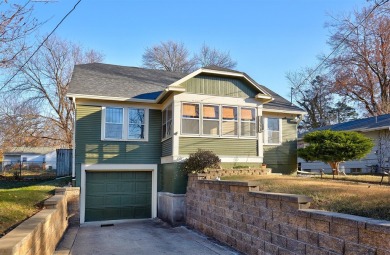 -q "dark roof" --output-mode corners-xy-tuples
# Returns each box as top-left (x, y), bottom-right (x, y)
(68, 63), (186, 100)
(303, 114), (390, 136)
(68, 63), (304, 112)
